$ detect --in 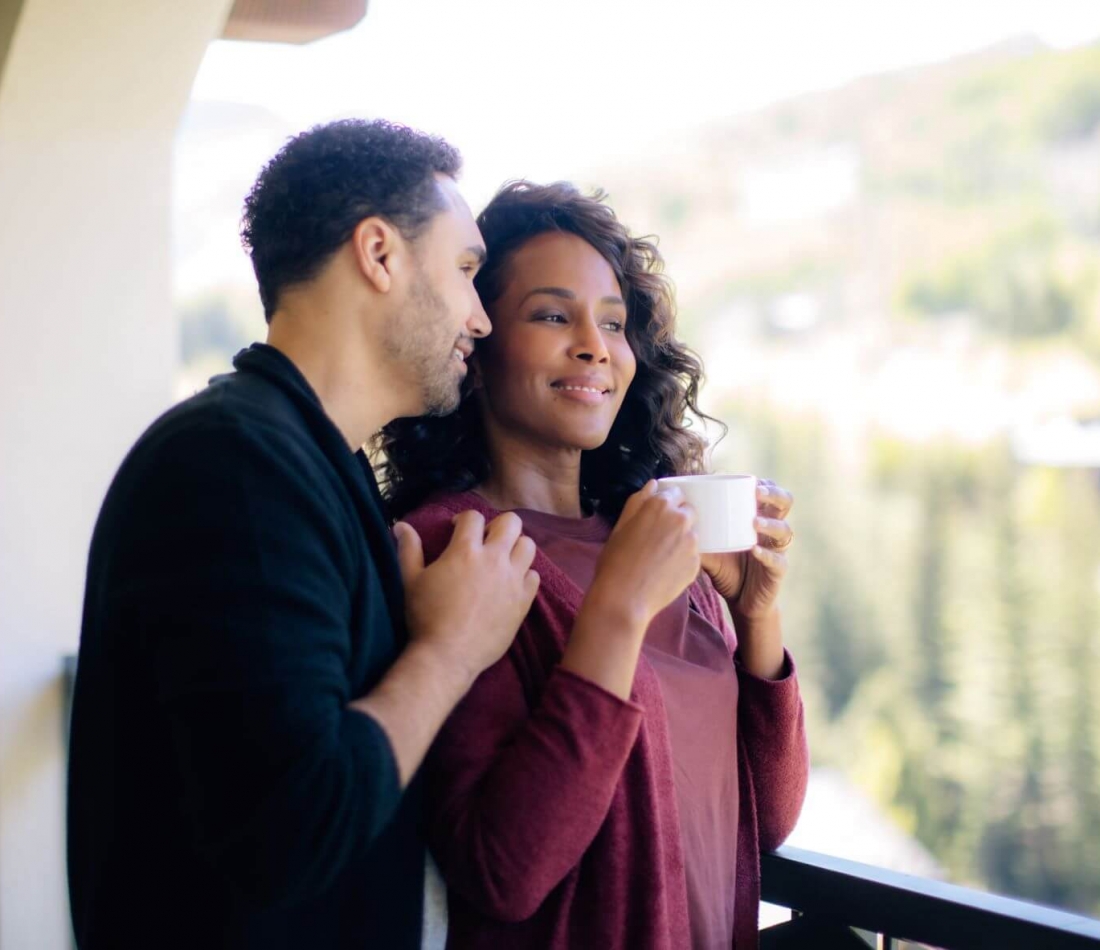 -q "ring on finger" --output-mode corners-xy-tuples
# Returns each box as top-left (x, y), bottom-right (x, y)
(770, 530), (794, 551)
